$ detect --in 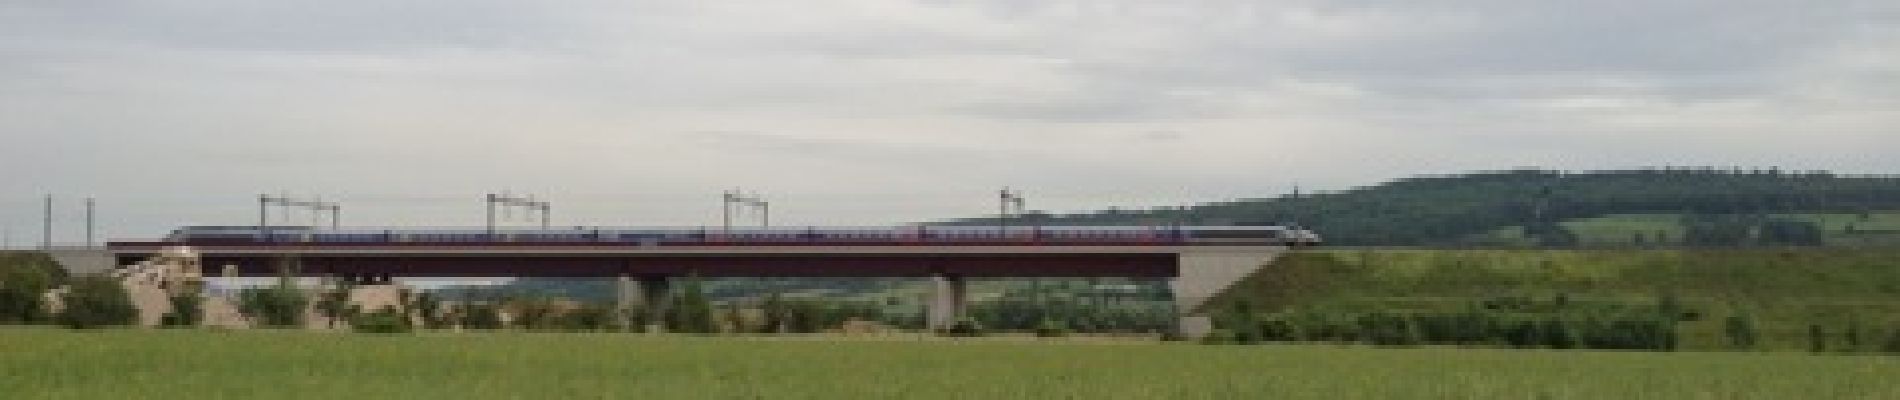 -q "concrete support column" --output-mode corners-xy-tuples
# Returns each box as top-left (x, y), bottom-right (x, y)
(636, 276), (672, 333)
(614, 274), (634, 330)
(927, 274), (968, 330)
(1172, 276), (1213, 339)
